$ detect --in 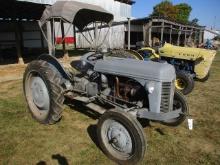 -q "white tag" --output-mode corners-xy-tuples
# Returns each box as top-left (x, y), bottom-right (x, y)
(187, 118), (193, 130)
